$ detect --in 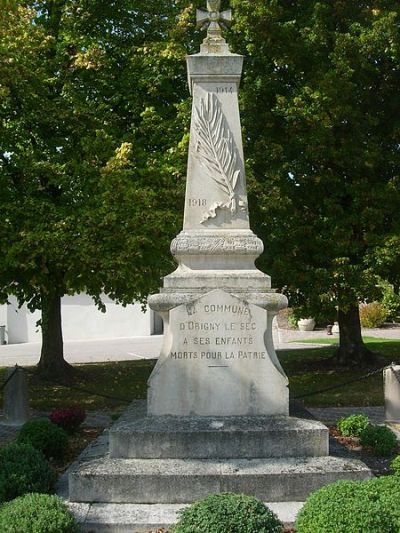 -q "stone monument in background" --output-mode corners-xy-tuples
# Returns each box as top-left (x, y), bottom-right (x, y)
(148, 0), (288, 417)
(69, 4), (371, 529)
